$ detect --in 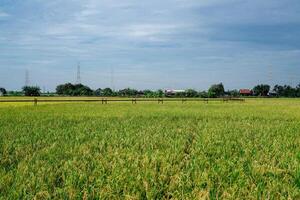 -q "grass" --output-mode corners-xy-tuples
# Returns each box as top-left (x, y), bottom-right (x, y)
(0, 98), (299, 199)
